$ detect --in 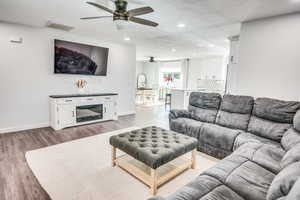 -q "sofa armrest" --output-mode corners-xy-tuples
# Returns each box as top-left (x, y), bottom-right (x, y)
(147, 196), (166, 200)
(169, 109), (191, 120)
